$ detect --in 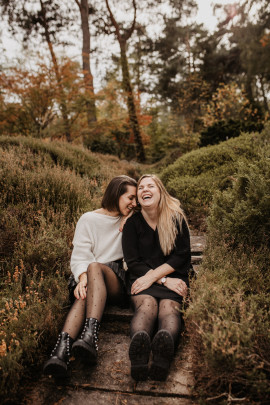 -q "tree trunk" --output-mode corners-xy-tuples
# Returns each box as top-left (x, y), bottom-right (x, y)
(105, 0), (145, 162)
(245, 74), (254, 106)
(119, 39), (145, 161)
(40, 0), (71, 142)
(78, 0), (97, 124)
